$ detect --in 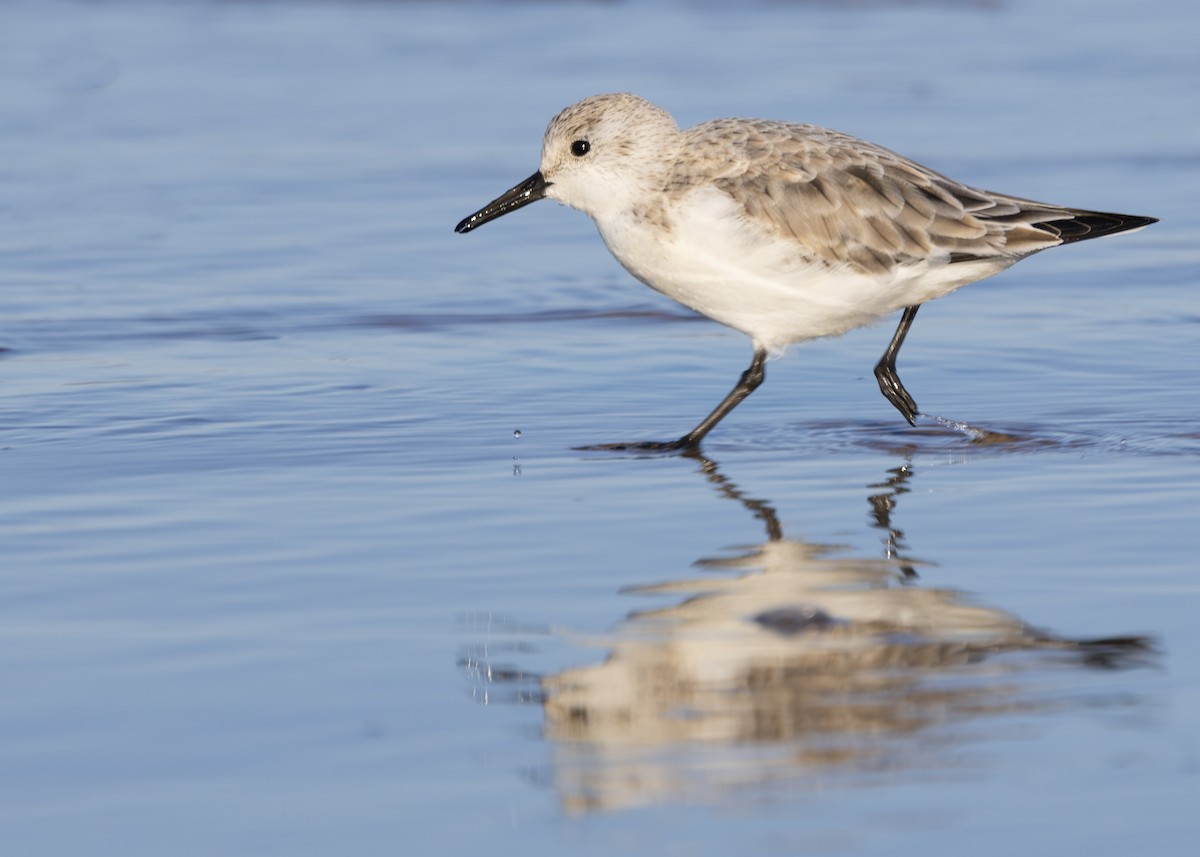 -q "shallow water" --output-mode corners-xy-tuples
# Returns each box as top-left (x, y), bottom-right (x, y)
(1, 0), (1198, 854)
